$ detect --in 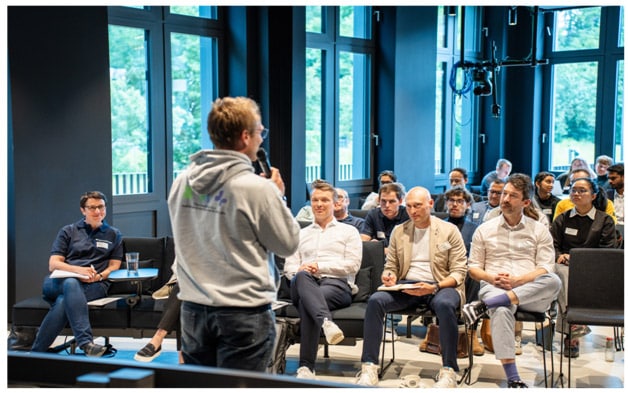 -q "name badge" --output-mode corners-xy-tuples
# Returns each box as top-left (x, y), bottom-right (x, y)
(96, 240), (110, 249)
(473, 212), (480, 219)
(376, 231), (386, 240)
(542, 208), (552, 215)
(565, 227), (578, 236)
(438, 242), (452, 252)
